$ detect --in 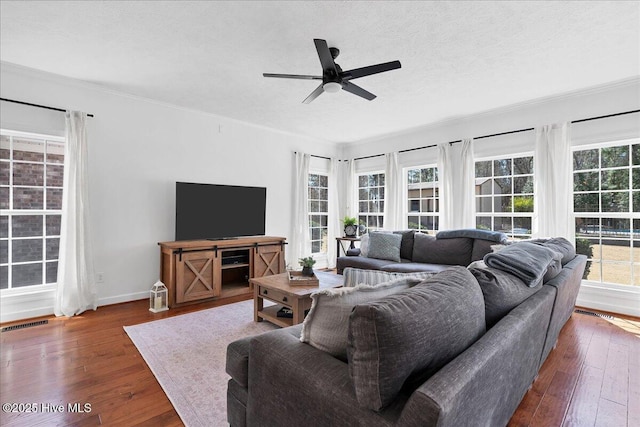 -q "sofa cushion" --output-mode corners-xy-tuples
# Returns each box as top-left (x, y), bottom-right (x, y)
(343, 268), (435, 287)
(300, 277), (422, 360)
(436, 228), (508, 243)
(347, 267), (486, 411)
(412, 233), (473, 266)
(367, 232), (402, 262)
(469, 266), (542, 327)
(380, 263), (450, 273)
(393, 230), (416, 260)
(471, 238), (497, 262)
